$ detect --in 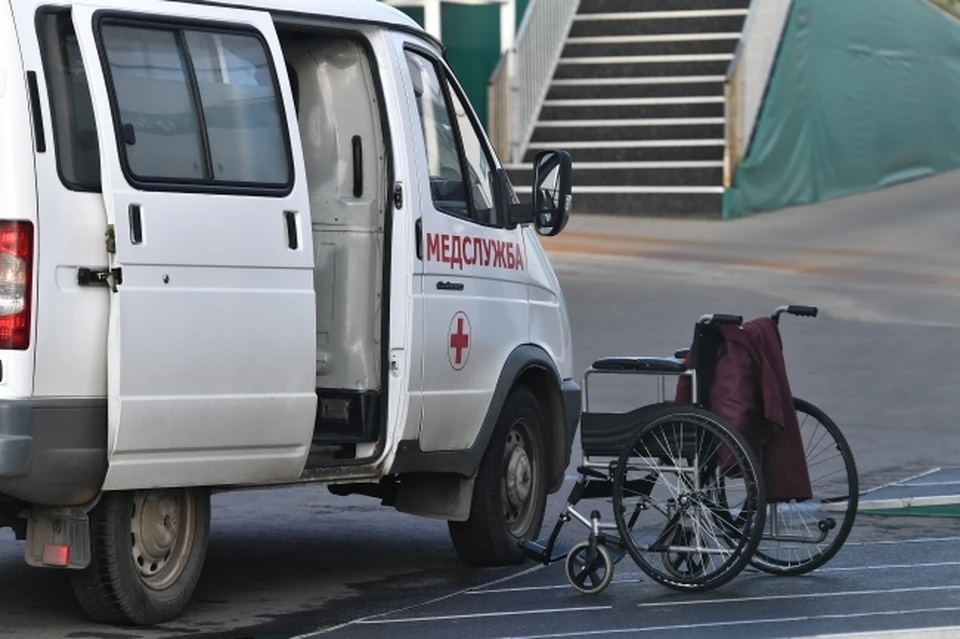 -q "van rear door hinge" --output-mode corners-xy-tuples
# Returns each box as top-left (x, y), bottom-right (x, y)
(104, 224), (116, 254)
(77, 267), (122, 292)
